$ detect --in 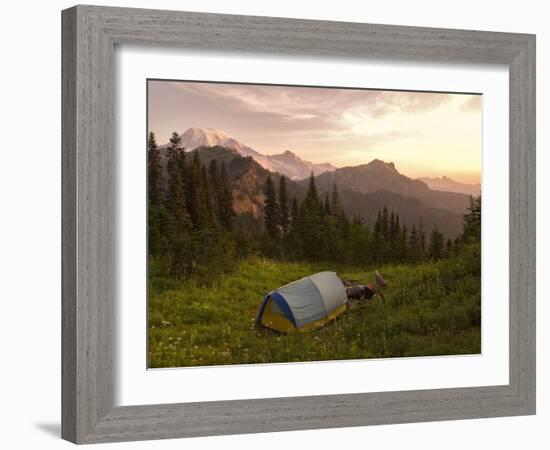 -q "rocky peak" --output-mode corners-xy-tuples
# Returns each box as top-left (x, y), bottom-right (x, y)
(366, 159), (397, 171)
